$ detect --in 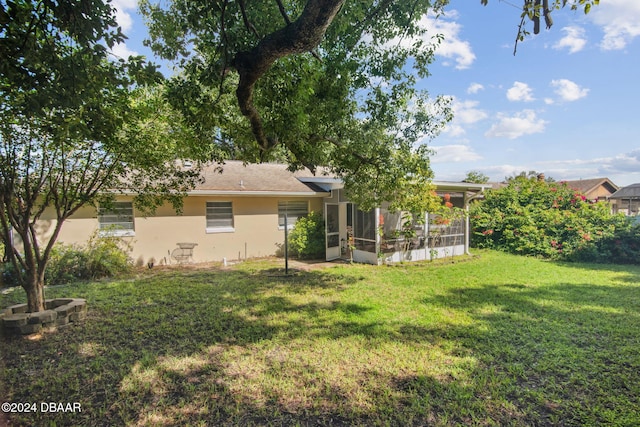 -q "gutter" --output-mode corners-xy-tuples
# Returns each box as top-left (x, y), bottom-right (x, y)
(185, 190), (331, 197)
(111, 189), (330, 198)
